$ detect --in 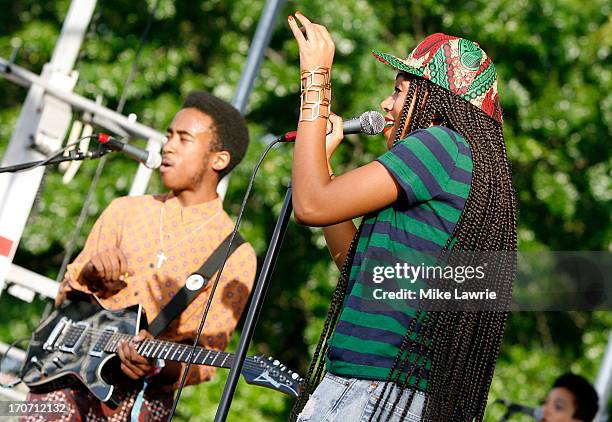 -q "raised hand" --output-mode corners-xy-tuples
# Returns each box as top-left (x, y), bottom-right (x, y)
(288, 12), (335, 72)
(80, 247), (132, 295)
(325, 112), (345, 160)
